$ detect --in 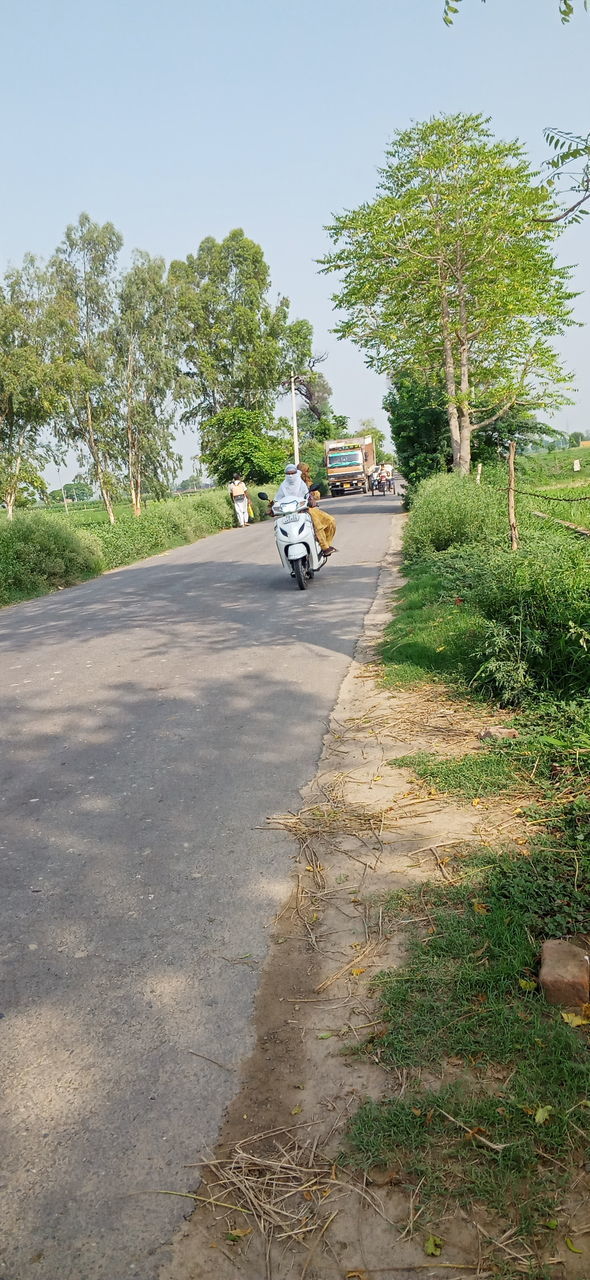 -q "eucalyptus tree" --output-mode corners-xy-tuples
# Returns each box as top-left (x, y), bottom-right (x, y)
(49, 213), (123, 522)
